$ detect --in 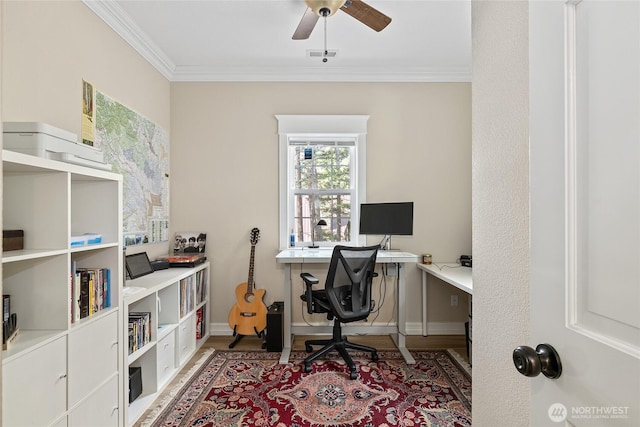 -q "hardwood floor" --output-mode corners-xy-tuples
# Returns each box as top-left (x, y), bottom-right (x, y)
(132, 334), (469, 426)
